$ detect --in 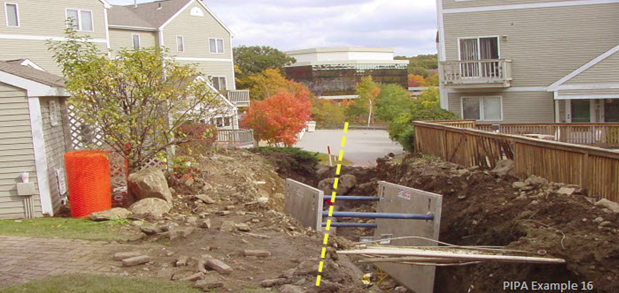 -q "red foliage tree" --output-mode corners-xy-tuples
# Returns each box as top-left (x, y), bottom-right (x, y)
(241, 90), (312, 146)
